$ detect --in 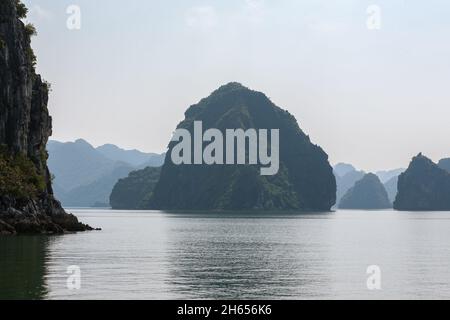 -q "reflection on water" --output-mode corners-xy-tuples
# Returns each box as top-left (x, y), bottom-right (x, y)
(0, 236), (49, 299)
(165, 213), (332, 299)
(2, 210), (450, 299)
